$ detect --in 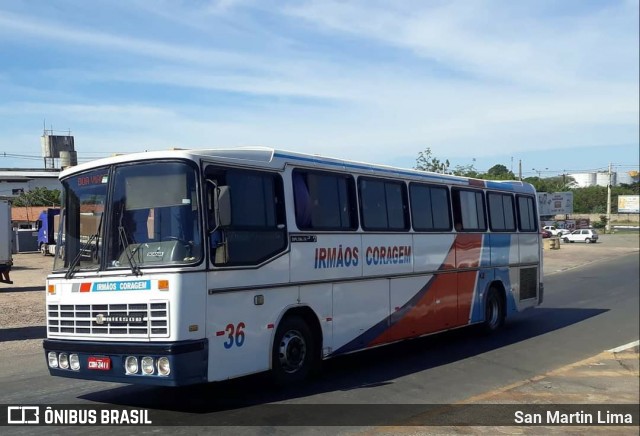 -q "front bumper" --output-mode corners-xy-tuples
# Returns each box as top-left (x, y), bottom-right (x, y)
(43, 339), (208, 386)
